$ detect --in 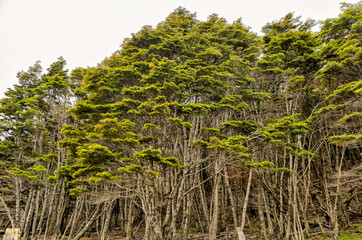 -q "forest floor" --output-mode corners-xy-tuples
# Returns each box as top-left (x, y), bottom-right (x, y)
(80, 231), (260, 240)
(80, 221), (362, 240)
(1, 221), (360, 239)
(0, 227), (361, 239)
